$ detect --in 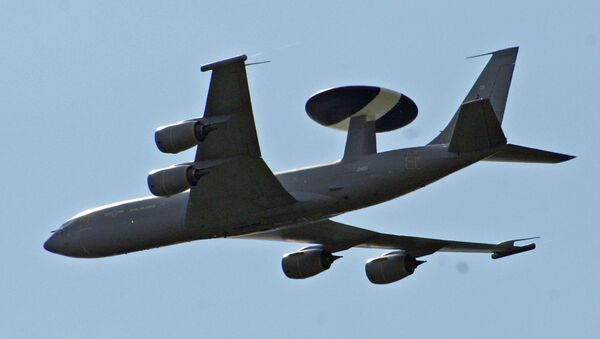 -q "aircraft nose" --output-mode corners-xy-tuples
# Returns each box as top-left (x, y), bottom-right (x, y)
(44, 228), (88, 257)
(44, 232), (63, 254)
